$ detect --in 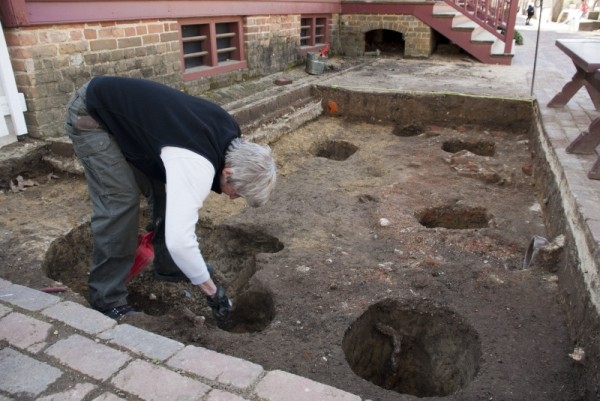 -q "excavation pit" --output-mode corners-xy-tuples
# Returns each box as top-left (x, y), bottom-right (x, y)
(43, 221), (283, 332)
(416, 205), (490, 229)
(442, 139), (496, 156)
(392, 123), (425, 137)
(342, 298), (481, 397)
(311, 140), (358, 161)
(1, 79), (583, 401)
